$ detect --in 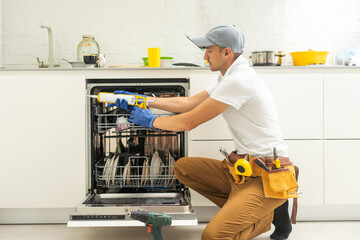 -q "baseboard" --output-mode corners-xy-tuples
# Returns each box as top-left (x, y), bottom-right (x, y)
(0, 208), (74, 224)
(295, 204), (360, 221)
(1, 204), (359, 224)
(194, 204), (360, 223)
